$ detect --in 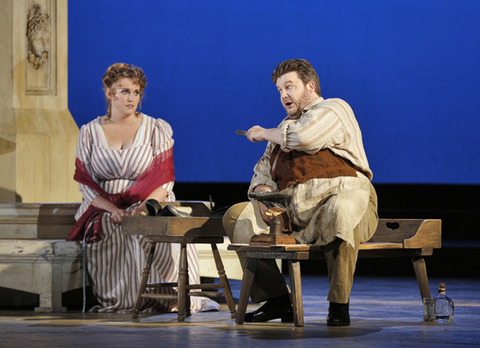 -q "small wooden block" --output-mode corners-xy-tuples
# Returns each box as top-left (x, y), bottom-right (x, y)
(249, 234), (298, 246)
